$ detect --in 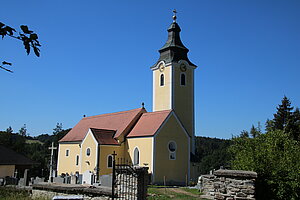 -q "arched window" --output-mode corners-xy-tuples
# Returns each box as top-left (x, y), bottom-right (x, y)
(168, 141), (177, 160)
(160, 74), (164, 86)
(133, 147), (140, 165)
(107, 155), (113, 168)
(180, 73), (186, 86)
(86, 148), (90, 156)
(76, 155), (79, 166)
